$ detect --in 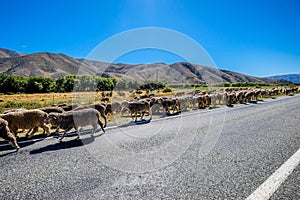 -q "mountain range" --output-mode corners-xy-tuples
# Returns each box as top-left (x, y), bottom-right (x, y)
(0, 48), (290, 85)
(266, 74), (300, 84)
